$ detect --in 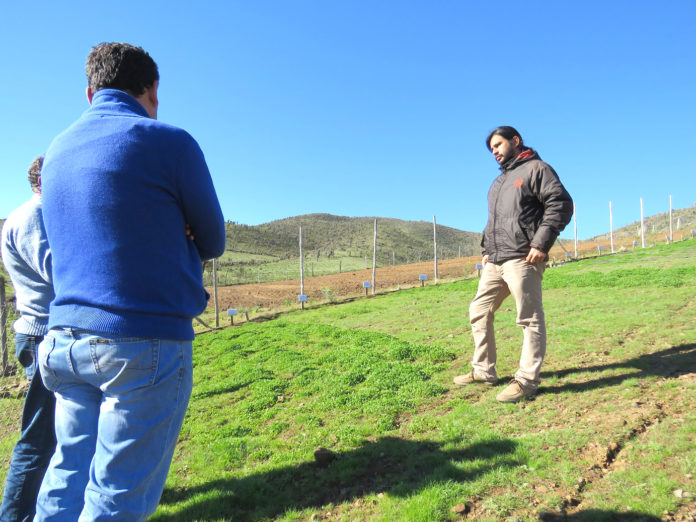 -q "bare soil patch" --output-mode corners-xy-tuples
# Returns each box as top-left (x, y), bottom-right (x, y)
(207, 240), (624, 312)
(210, 256), (482, 311)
